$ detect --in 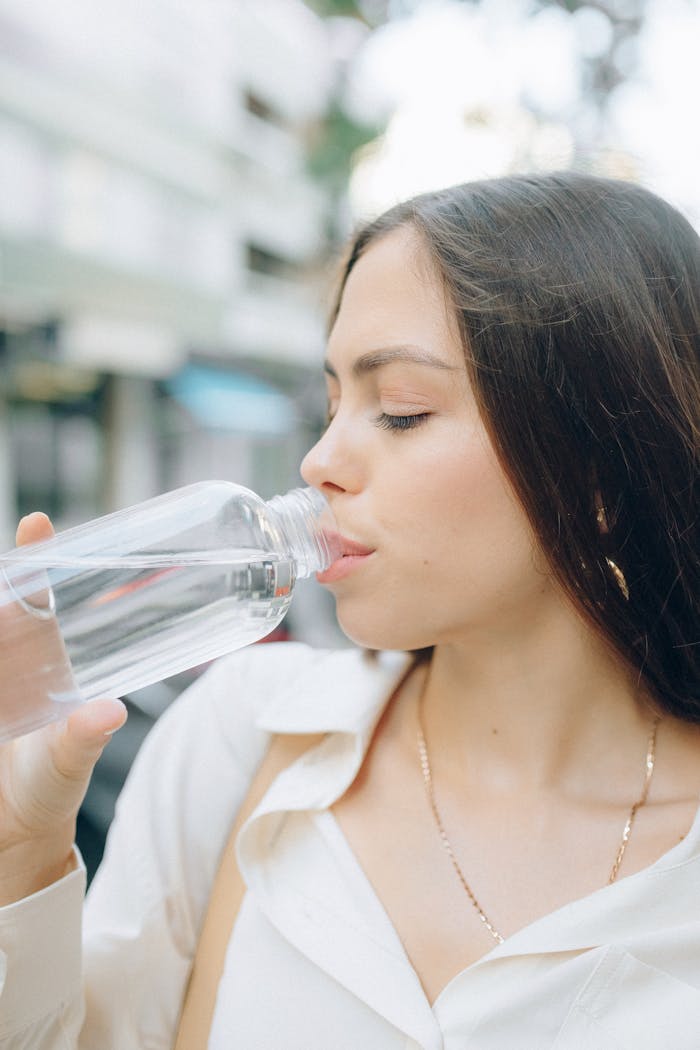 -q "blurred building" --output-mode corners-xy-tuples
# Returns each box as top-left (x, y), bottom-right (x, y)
(0, 1), (345, 874)
(0, 0), (334, 544)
